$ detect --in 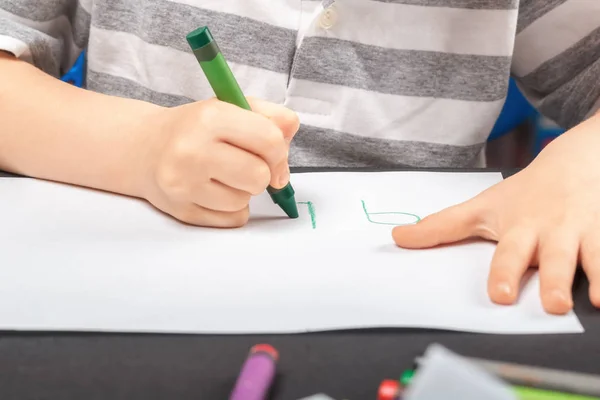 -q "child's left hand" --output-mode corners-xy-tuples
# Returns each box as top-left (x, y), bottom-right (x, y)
(392, 113), (600, 315)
